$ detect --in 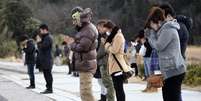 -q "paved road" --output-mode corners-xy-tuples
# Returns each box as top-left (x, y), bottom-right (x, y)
(0, 95), (7, 101)
(0, 76), (53, 101)
(0, 61), (201, 101)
